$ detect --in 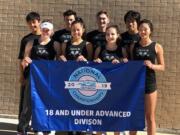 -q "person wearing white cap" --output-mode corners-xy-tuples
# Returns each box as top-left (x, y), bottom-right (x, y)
(41, 21), (54, 30)
(17, 20), (59, 135)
